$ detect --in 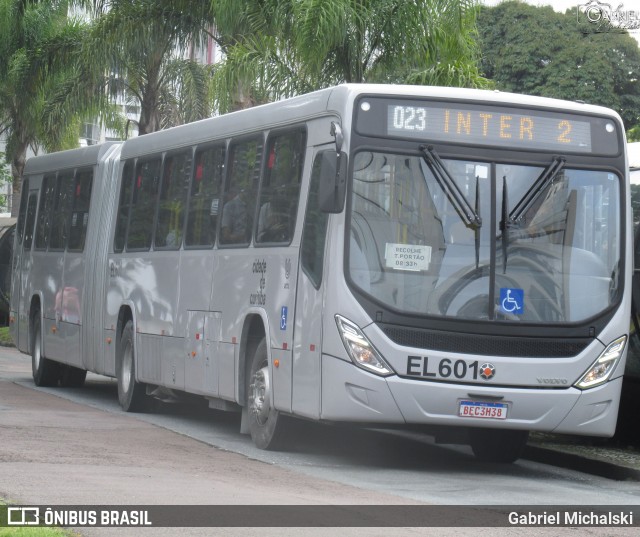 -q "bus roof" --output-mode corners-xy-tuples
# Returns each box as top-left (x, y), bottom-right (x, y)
(23, 142), (119, 176)
(329, 83), (621, 117)
(21, 85), (625, 169)
(120, 87), (339, 160)
(119, 84), (623, 160)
